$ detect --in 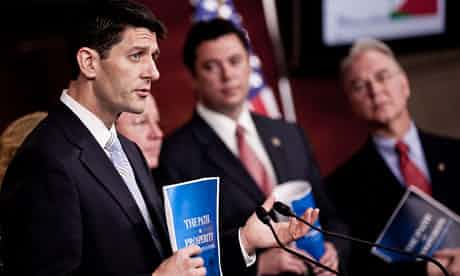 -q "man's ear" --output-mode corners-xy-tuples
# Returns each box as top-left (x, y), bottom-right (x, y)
(76, 47), (99, 79)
